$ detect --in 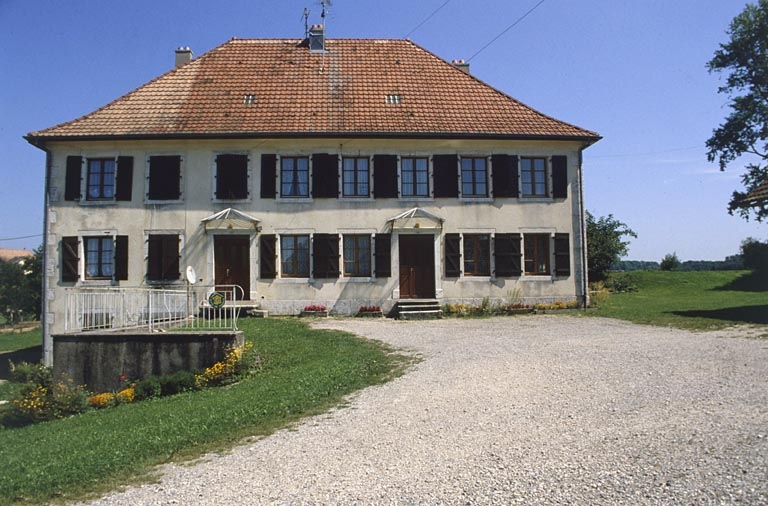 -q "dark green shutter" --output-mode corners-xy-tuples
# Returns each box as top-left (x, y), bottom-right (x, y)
(115, 156), (134, 201)
(494, 233), (522, 277)
(374, 233), (391, 277)
(444, 234), (462, 277)
(147, 156), (179, 200)
(114, 235), (129, 280)
(260, 154), (277, 199)
(61, 236), (79, 282)
(216, 154), (248, 199)
(433, 155), (458, 198)
(65, 156), (82, 201)
(260, 234), (277, 279)
(312, 154), (339, 198)
(552, 155), (568, 199)
(373, 155), (398, 198)
(491, 155), (518, 198)
(312, 234), (339, 278)
(554, 233), (570, 277)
